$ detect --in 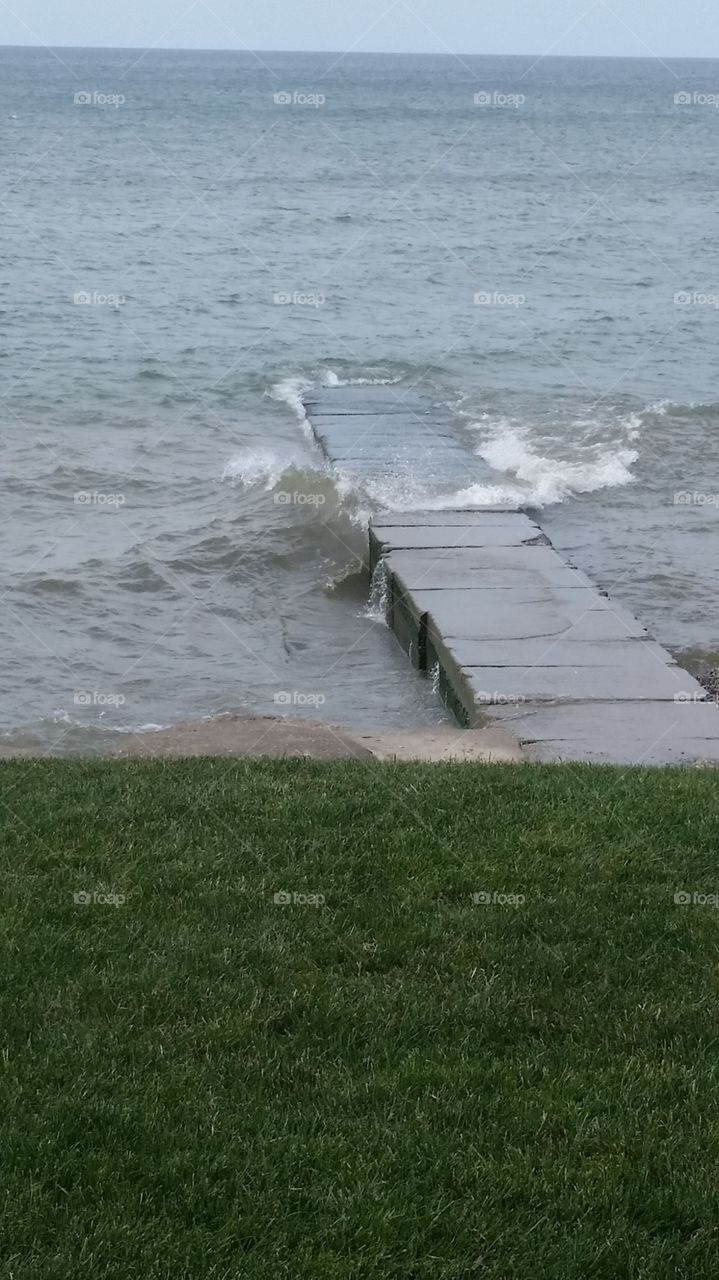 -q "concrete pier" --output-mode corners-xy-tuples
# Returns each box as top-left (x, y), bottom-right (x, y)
(304, 387), (719, 765)
(303, 384), (486, 495)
